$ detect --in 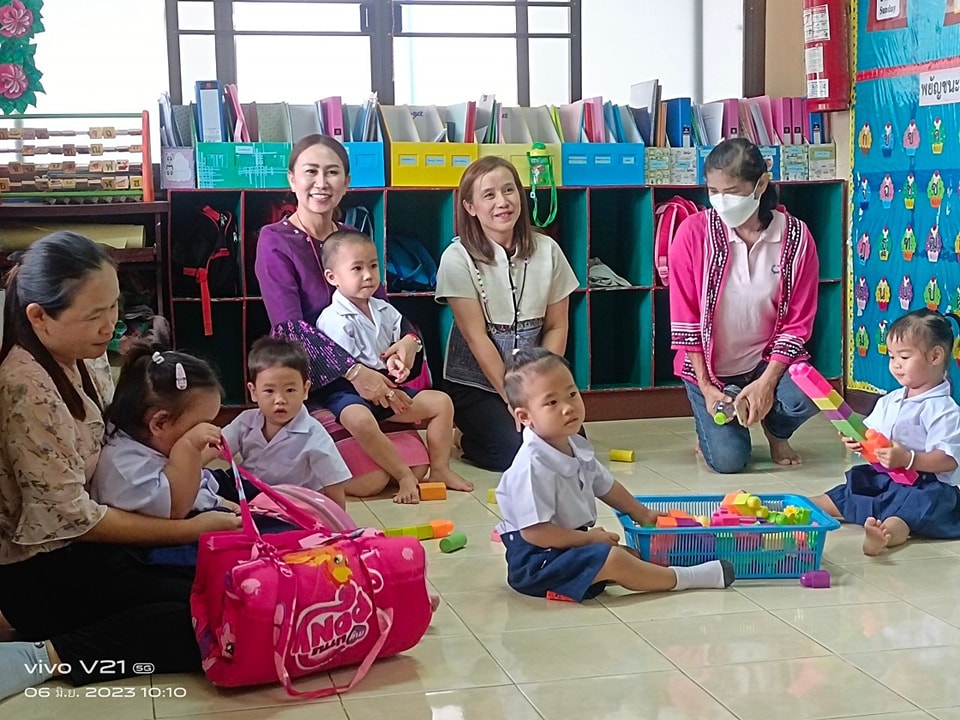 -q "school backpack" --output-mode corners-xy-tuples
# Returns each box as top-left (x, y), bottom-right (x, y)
(342, 205), (374, 238)
(172, 205), (241, 335)
(654, 196), (701, 287)
(386, 235), (438, 292)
